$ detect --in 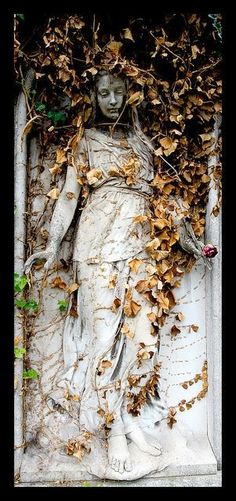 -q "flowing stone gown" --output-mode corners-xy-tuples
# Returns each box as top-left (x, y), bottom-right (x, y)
(49, 126), (169, 437)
